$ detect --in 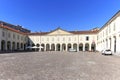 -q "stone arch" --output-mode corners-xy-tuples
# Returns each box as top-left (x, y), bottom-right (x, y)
(21, 43), (23, 49)
(56, 44), (60, 51)
(51, 44), (55, 51)
(85, 43), (89, 51)
(17, 42), (19, 50)
(7, 41), (11, 50)
(12, 42), (15, 51)
(36, 43), (40, 47)
(79, 43), (83, 51)
(91, 42), (96, 51)
(41, 43), (45, 51)
(73, 43), (77, 50)
(46, 44), (50, 51)
(67, 43), (71, 51)
(1, 40), (6, 51)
